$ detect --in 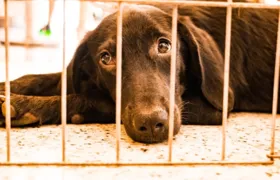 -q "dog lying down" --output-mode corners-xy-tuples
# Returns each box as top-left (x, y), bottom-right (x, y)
(0, 3), (278, 143)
